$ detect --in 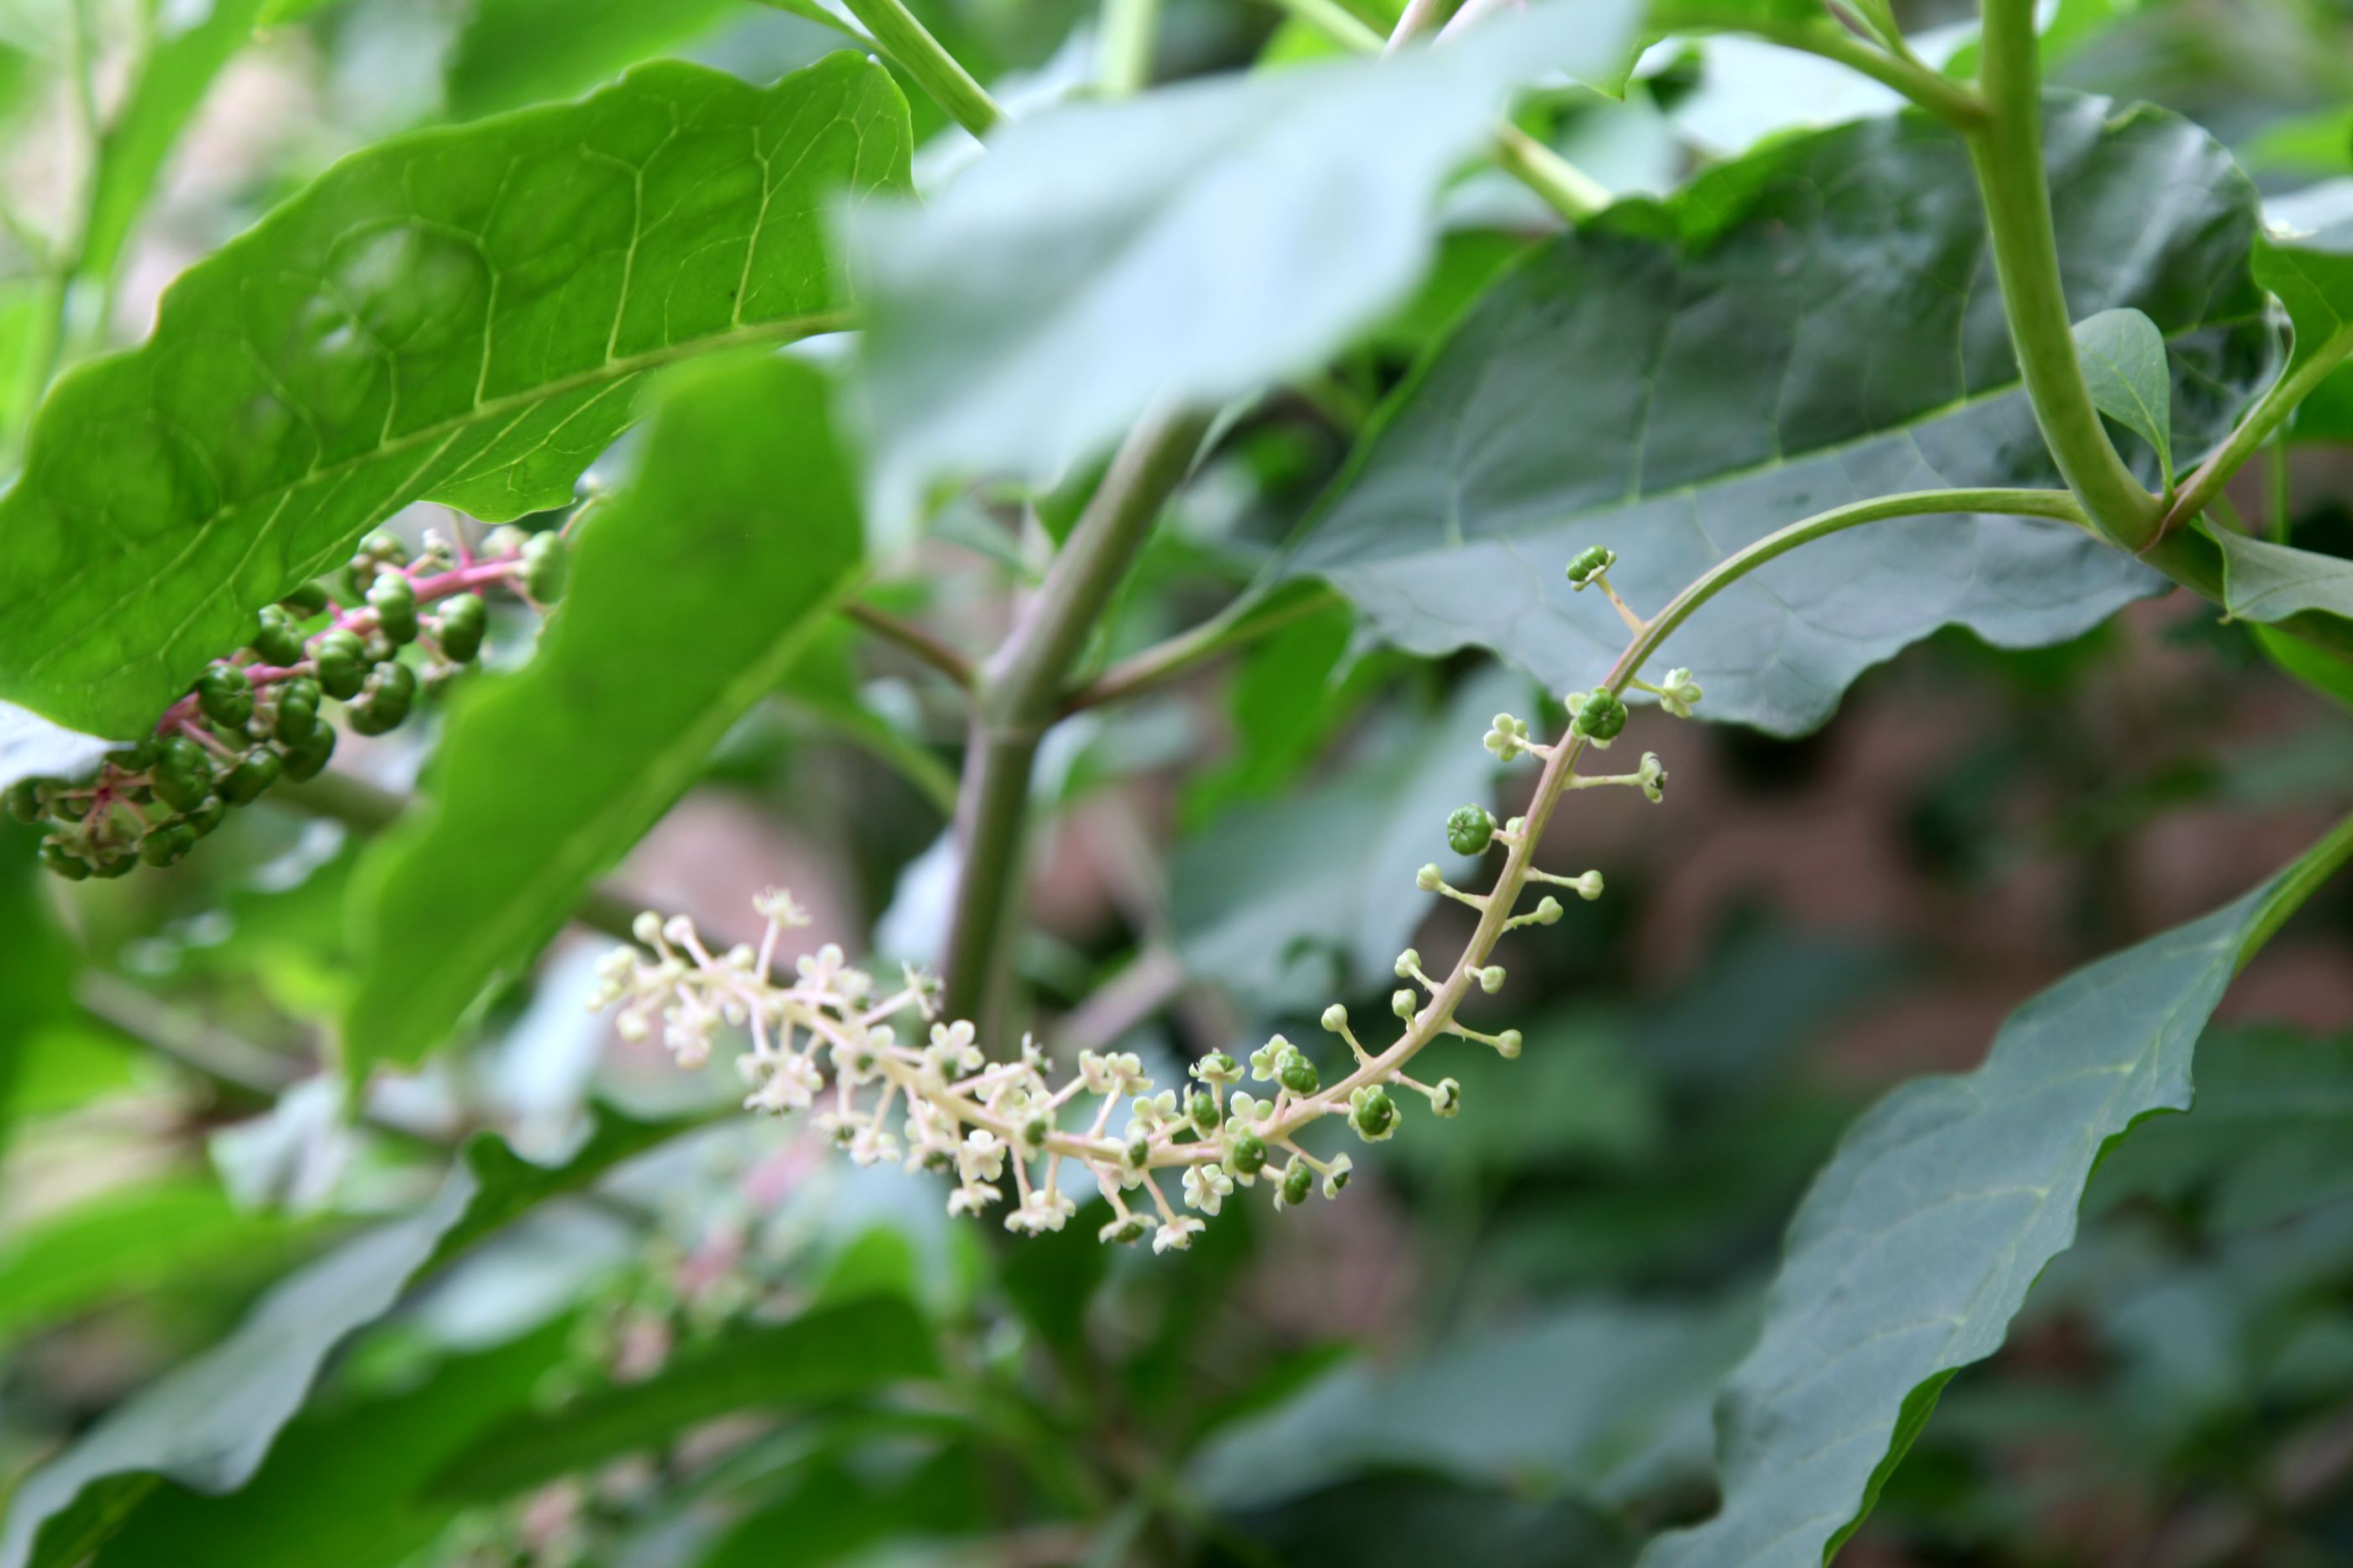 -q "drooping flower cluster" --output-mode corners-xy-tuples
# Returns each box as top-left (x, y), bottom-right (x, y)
(591, 545), (1701, 1252)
